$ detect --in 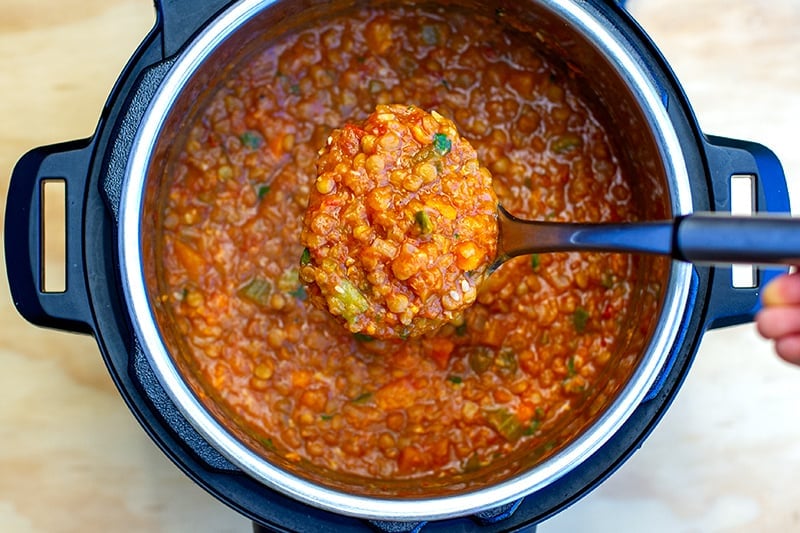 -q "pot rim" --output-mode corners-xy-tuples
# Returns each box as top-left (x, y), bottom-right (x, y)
(119, 0), (694, 521)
